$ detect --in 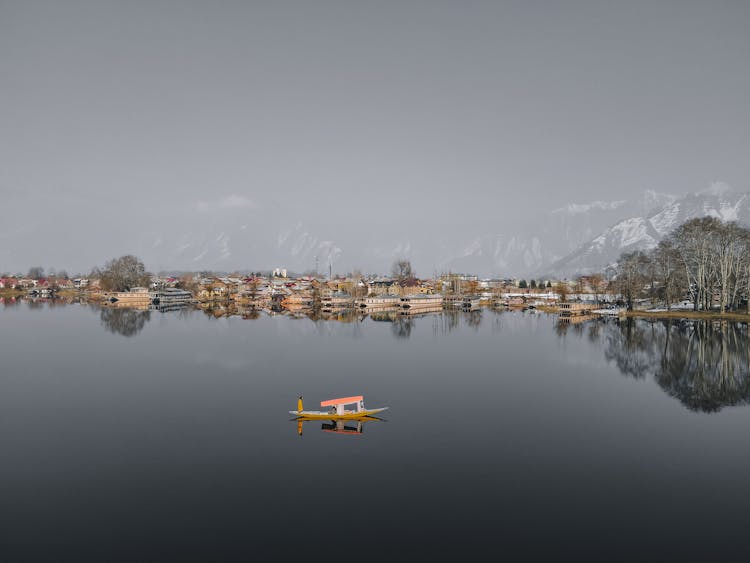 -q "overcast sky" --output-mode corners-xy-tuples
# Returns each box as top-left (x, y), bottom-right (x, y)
(1, 0), (749, 274)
